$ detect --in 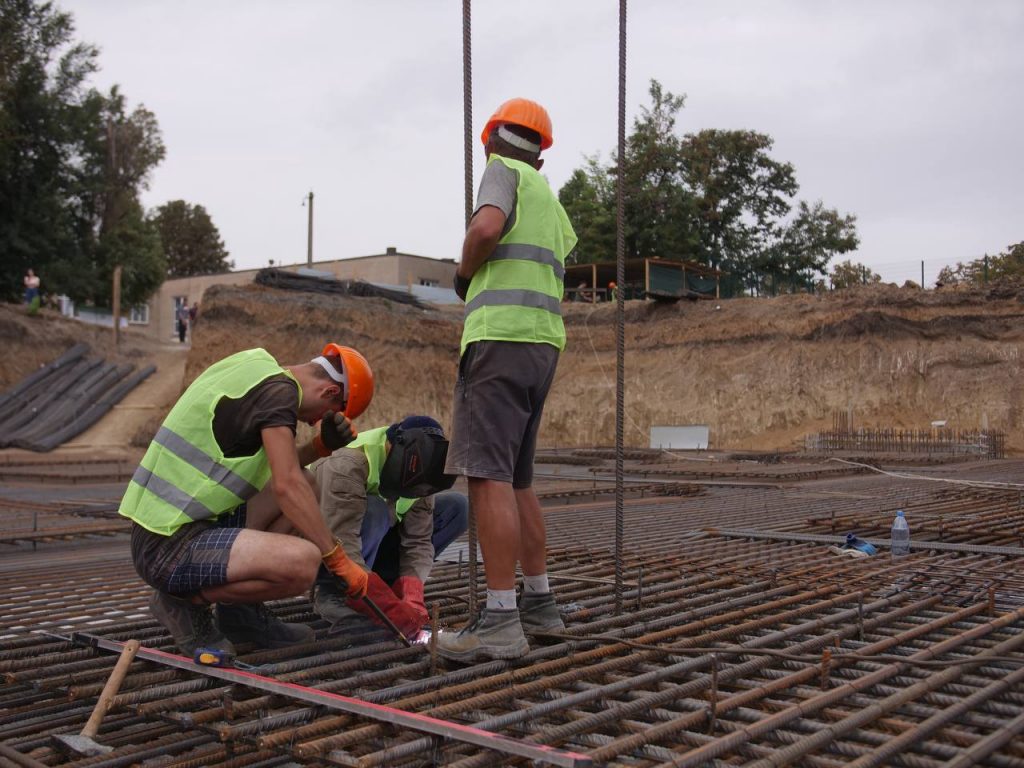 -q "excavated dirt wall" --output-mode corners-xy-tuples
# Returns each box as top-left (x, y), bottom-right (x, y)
(3, 280), (1022, 453)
